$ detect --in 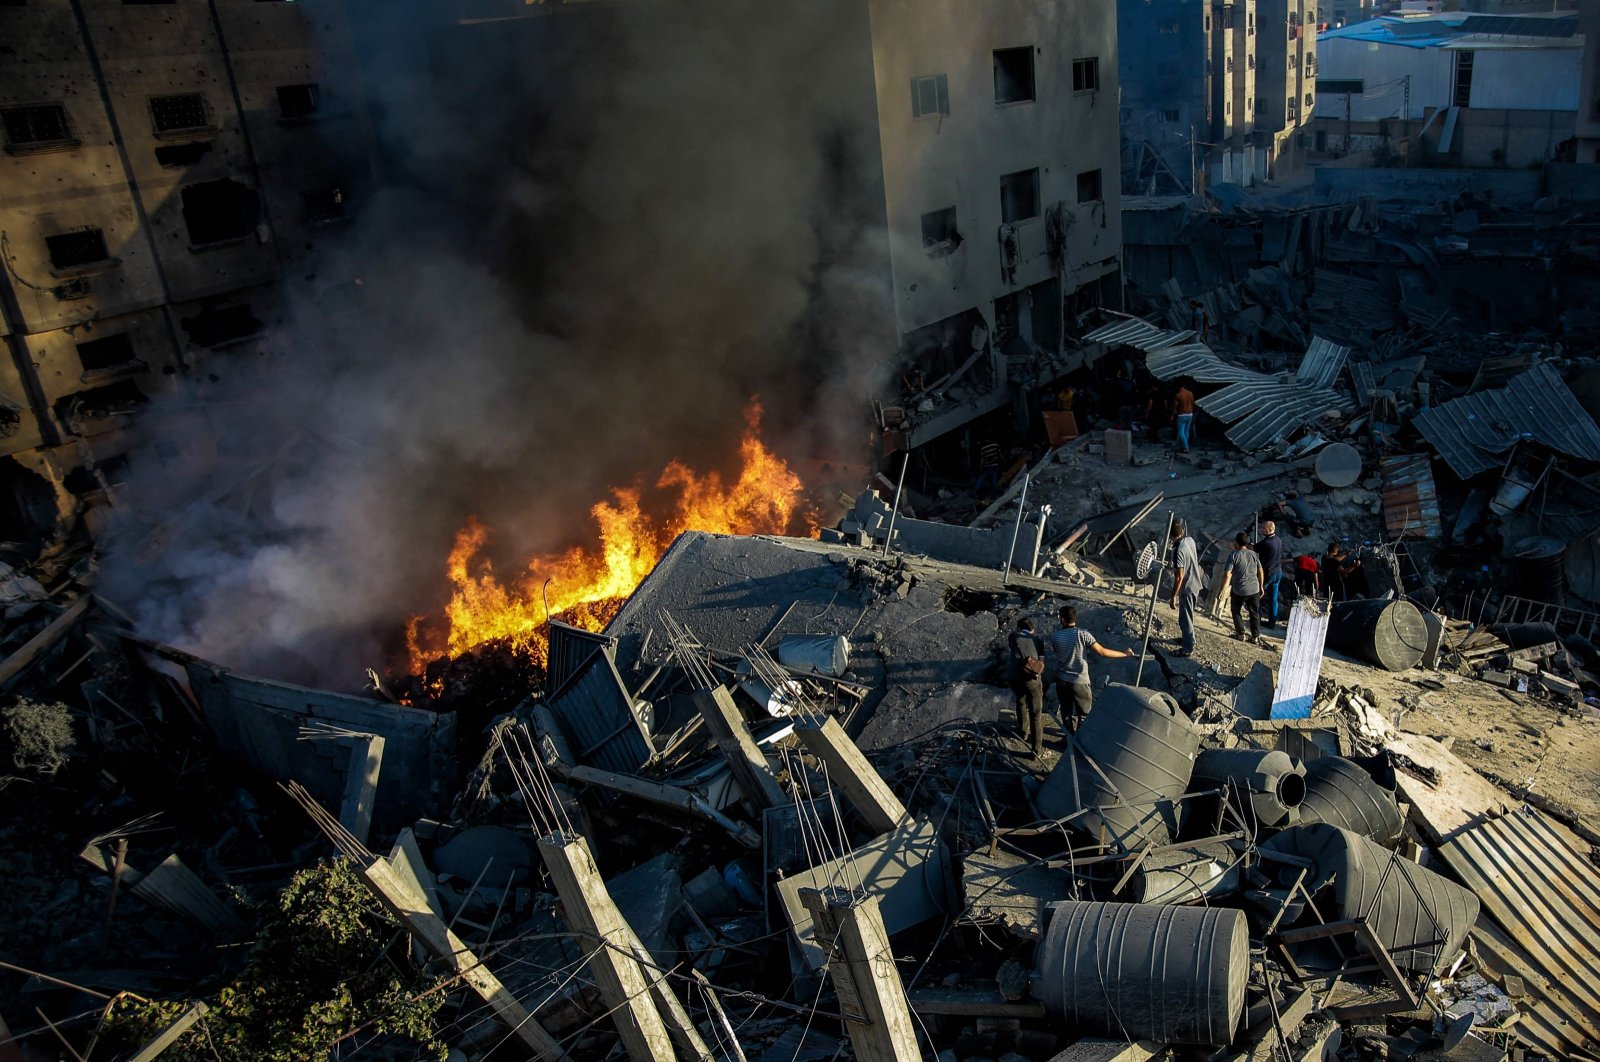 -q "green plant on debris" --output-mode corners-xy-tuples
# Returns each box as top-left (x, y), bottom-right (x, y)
(1, 698), (75, 780)
(101, 858), (448, 1062)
